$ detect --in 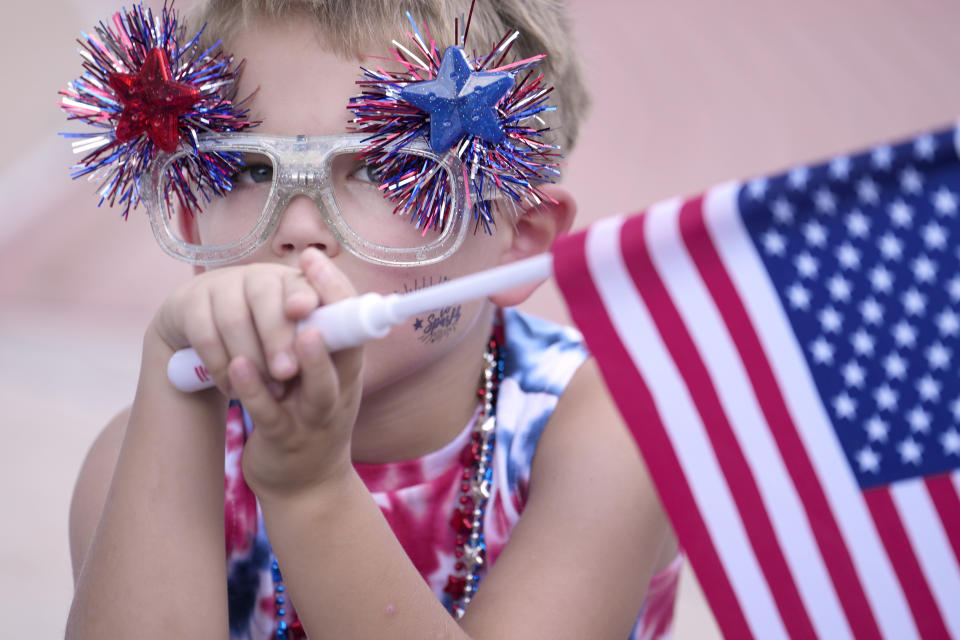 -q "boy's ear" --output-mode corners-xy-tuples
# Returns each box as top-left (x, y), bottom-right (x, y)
(489, 184), (576, 307)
